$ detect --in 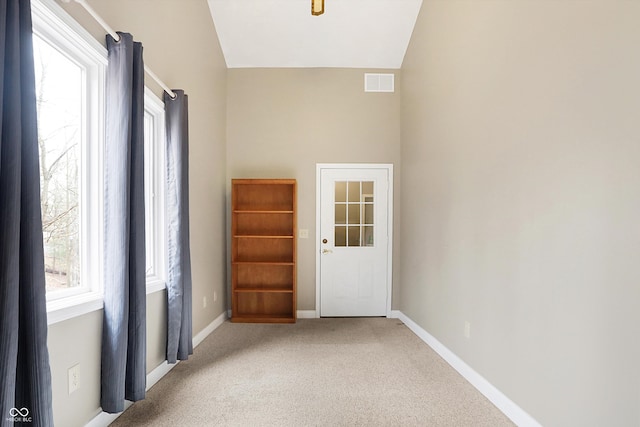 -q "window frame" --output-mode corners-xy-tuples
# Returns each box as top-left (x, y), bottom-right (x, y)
(33, 0), (106, 324)
(32, 32), (88, 299)
(144, 89), (167, 294)
(33, 0), (167, 325)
